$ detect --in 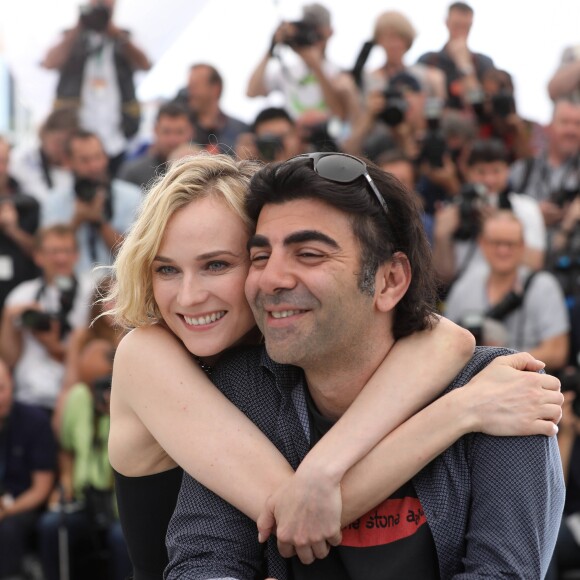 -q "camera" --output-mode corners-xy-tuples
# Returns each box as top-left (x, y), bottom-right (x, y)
(19, 309), (55, 332)
(560, 368), (580, 417)
(378, 88), (408, 127)
(74, 178), (102, 203)
(301, 121), (339, 153)
(453, 183), (488, 241)
(552, 186), (580, 208)
(254, 134), (285, 162)
(491, 91), (515, 119)
(284, 20), (321, 48)
(79, 2), (111, 32)
(92, 375), (112, 413)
